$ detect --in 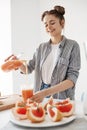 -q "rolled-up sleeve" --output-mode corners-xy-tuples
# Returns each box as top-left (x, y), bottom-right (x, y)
(66, 42), (81, 84)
